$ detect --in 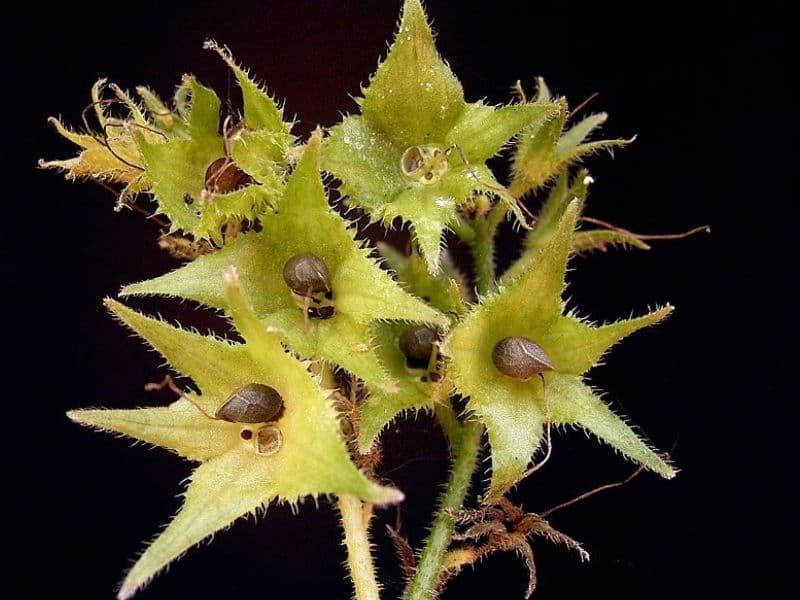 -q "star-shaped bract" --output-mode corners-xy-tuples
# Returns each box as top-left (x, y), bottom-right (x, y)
(510, 80), (633, 198)
(40, 80), (157, 201)
(503, 169), (651, 283)
(377, 242), (467, 316)
(442, 201), (675, 502)
(322, 0), (557, 274)
(136, 45), (294, 243)
(70, 276), (400, 599)
(122, 132), (445, 393)
(358, 322), (449, 452)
